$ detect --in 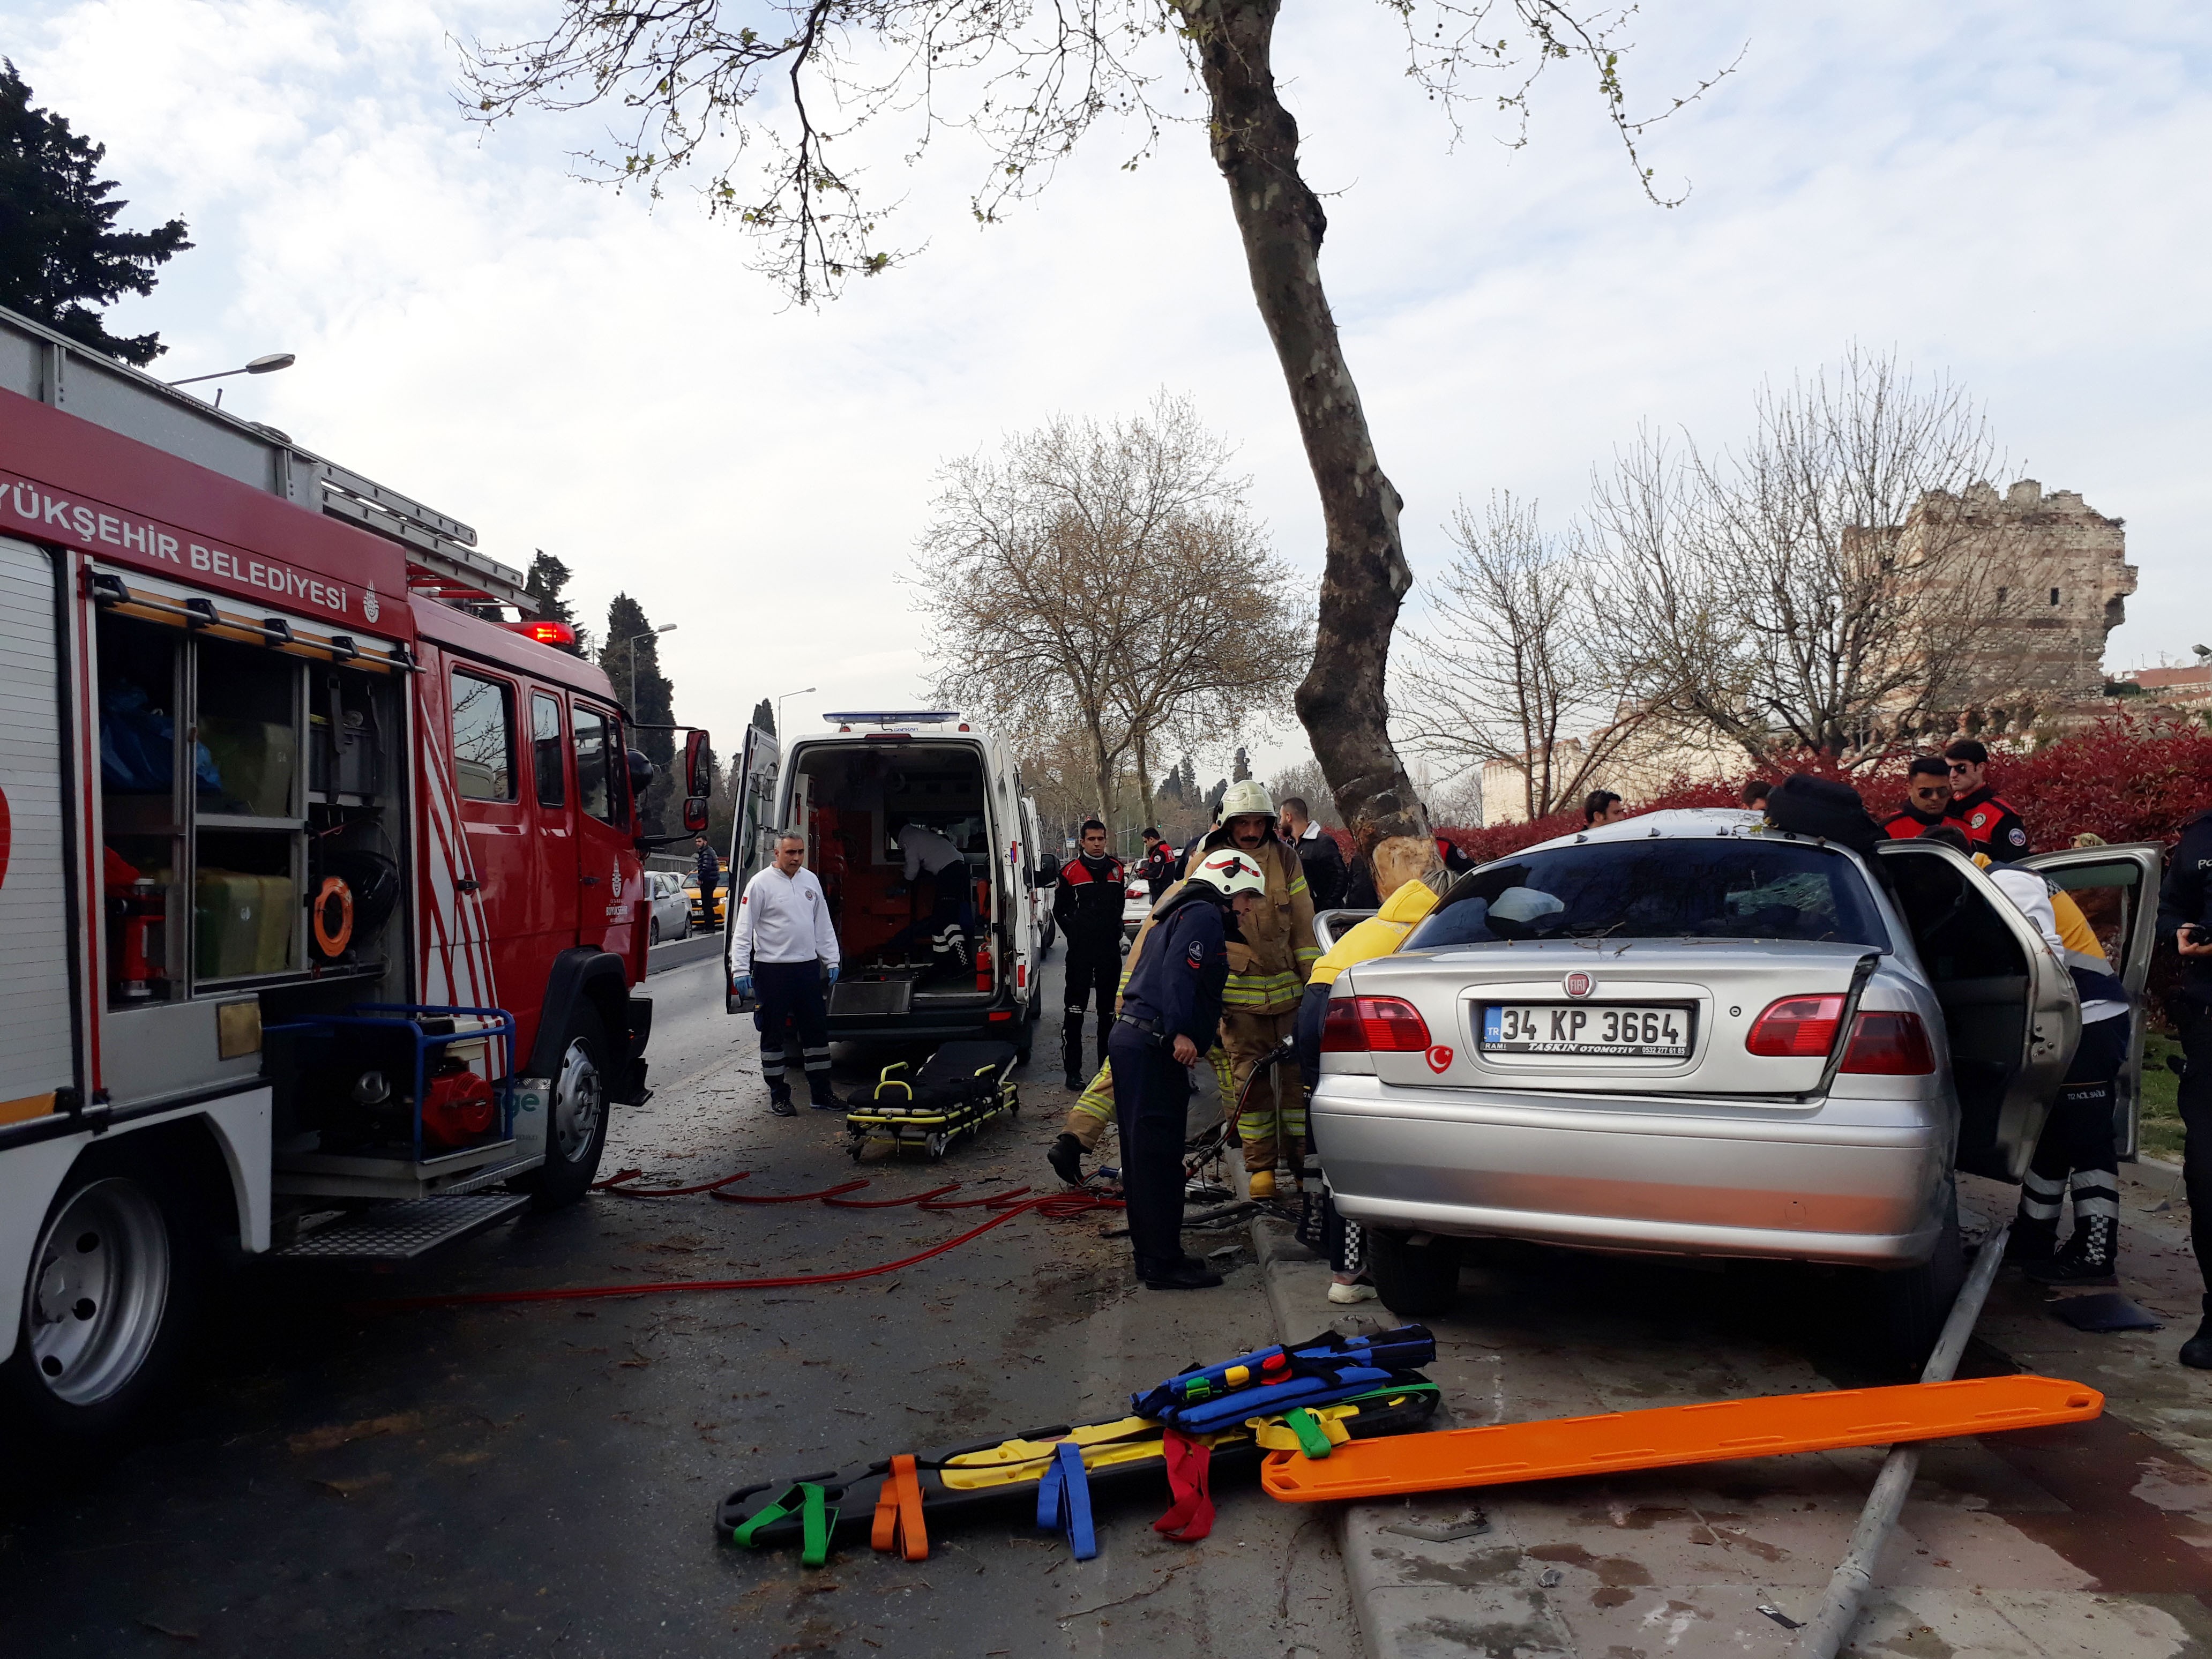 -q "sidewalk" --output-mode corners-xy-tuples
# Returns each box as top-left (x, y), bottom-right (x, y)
(1252, 1160), (2212, 1659)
